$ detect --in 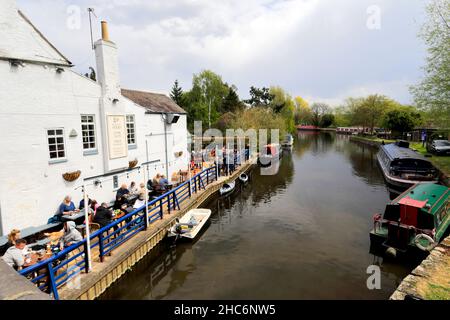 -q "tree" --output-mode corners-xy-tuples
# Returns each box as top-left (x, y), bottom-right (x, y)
(361, 95), (391, 134)
(310, 103), (330, 127)
(221, 86), (244, 113)
(244, 86), (274, 107)
(320, 114), (335, 128)
(269, 86), (296, 132)
(170, 80), (184, 106)
(383, 107), (422, 137)
(347, 95), (394, 133)
(294, 96), (312, 125)
(411, 0), (450, 128)
(184, 70), (229, 129)
(333, 106), (352, 127)
(230, 108), (287, 143)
